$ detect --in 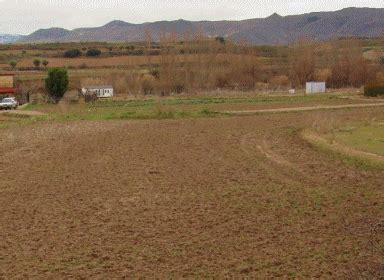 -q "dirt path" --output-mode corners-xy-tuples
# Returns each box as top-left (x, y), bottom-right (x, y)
(0, 108), (383, 278)
(220, 102), (384, 115)
(0, 109), (46, 116)
(350, 97), (384, 103)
